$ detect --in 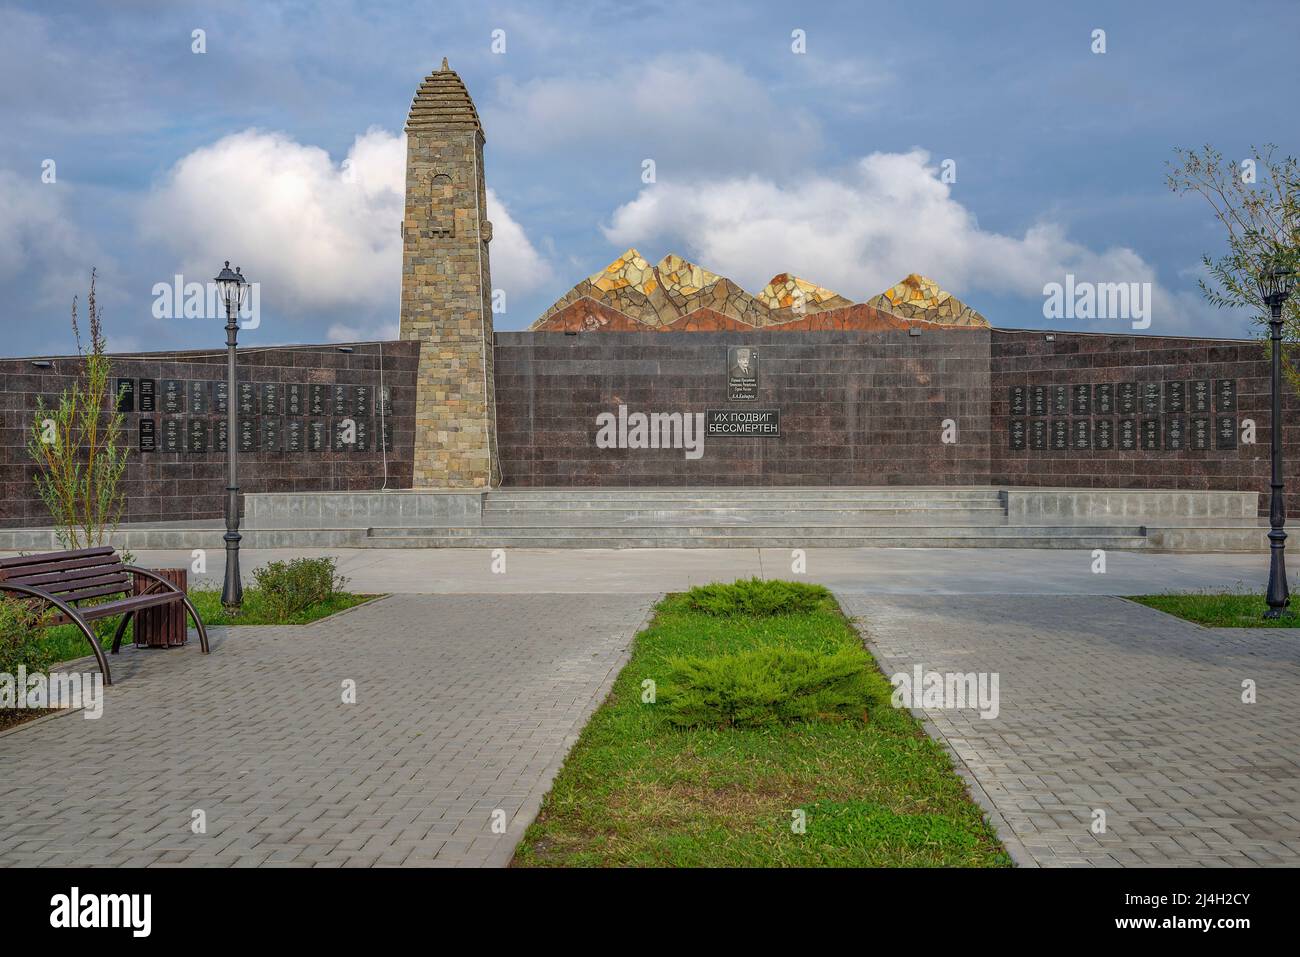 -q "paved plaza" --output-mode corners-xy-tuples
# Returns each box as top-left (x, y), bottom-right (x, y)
(843, 593), (1300, 867)
(0, 593), (653, 867)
